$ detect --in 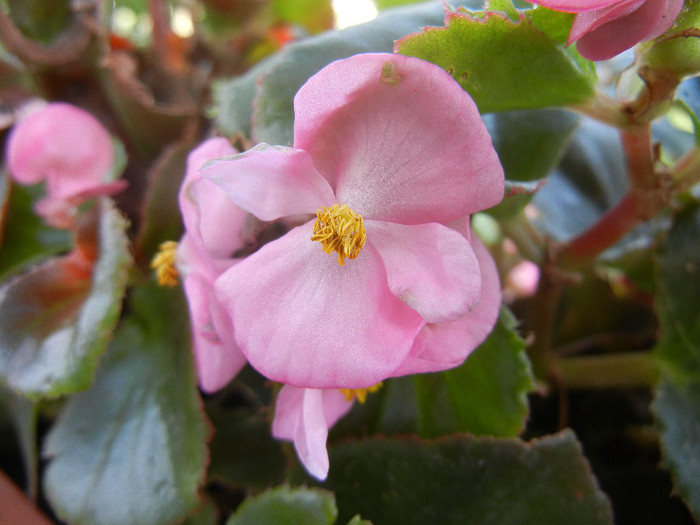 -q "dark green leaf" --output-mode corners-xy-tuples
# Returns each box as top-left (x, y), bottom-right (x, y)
(395, 6), (596, 113)
(414, 308), (533, 438)
(652, 202), (700, 519)
(207, 407), (287, 491)
(226, 485), (337, 525)
(6, 0), (71, 45)
(0, 173), (72, 281)
(134, 138), (193, 260)
(0, 199), (131, 398)
(42, 283), (209, 525)
(484, 108), (579, 218)
(531, 118), (627, 242)
(309, 430), (613, 525)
